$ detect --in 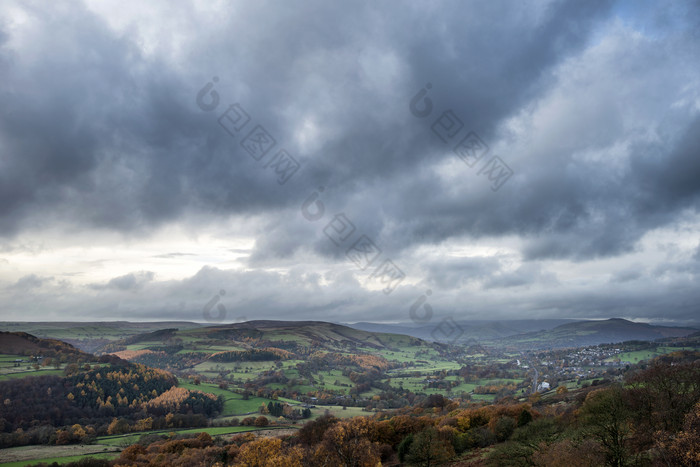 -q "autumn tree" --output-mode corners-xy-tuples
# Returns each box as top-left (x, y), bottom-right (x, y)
(318, 417), (383, 467)
(657, 401), (700, 466)
(531, 438), (605, 467)
(406, 427), (454, 466)
(517, 408), (533, 427)
(254, 416), (269, 427)
(235, 438), (304, 467)
(107, 417), (130, 435)
(580, 385), (631, 467)
(297, 414), (339, 446)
